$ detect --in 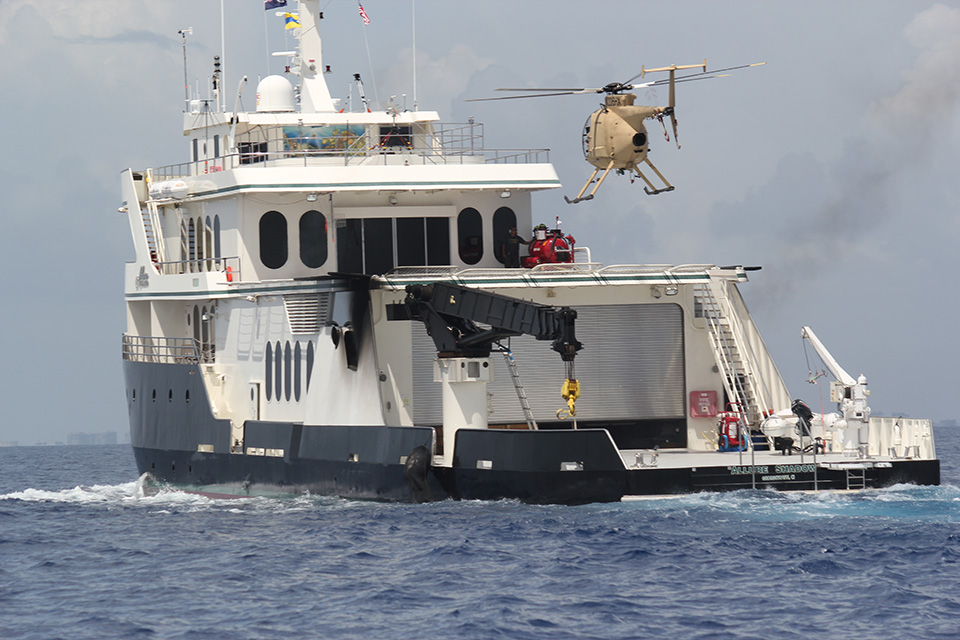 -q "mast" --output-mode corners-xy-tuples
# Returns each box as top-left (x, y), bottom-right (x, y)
(297, 0), (335, 113)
